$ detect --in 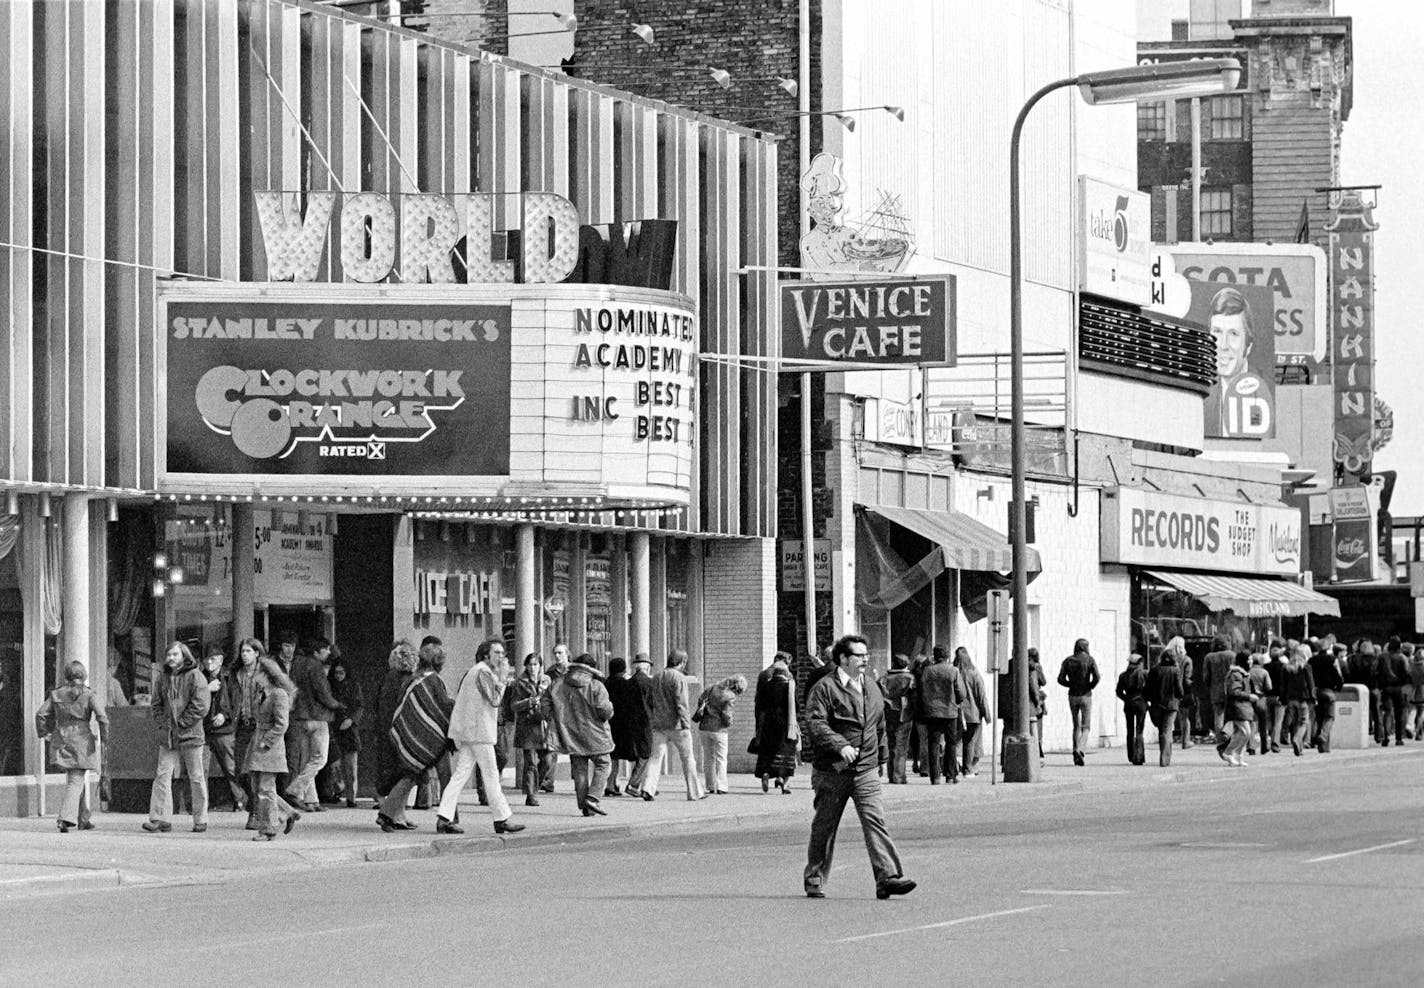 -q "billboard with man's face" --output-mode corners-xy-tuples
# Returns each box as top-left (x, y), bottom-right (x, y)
(1187, 281), (1276, 439)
